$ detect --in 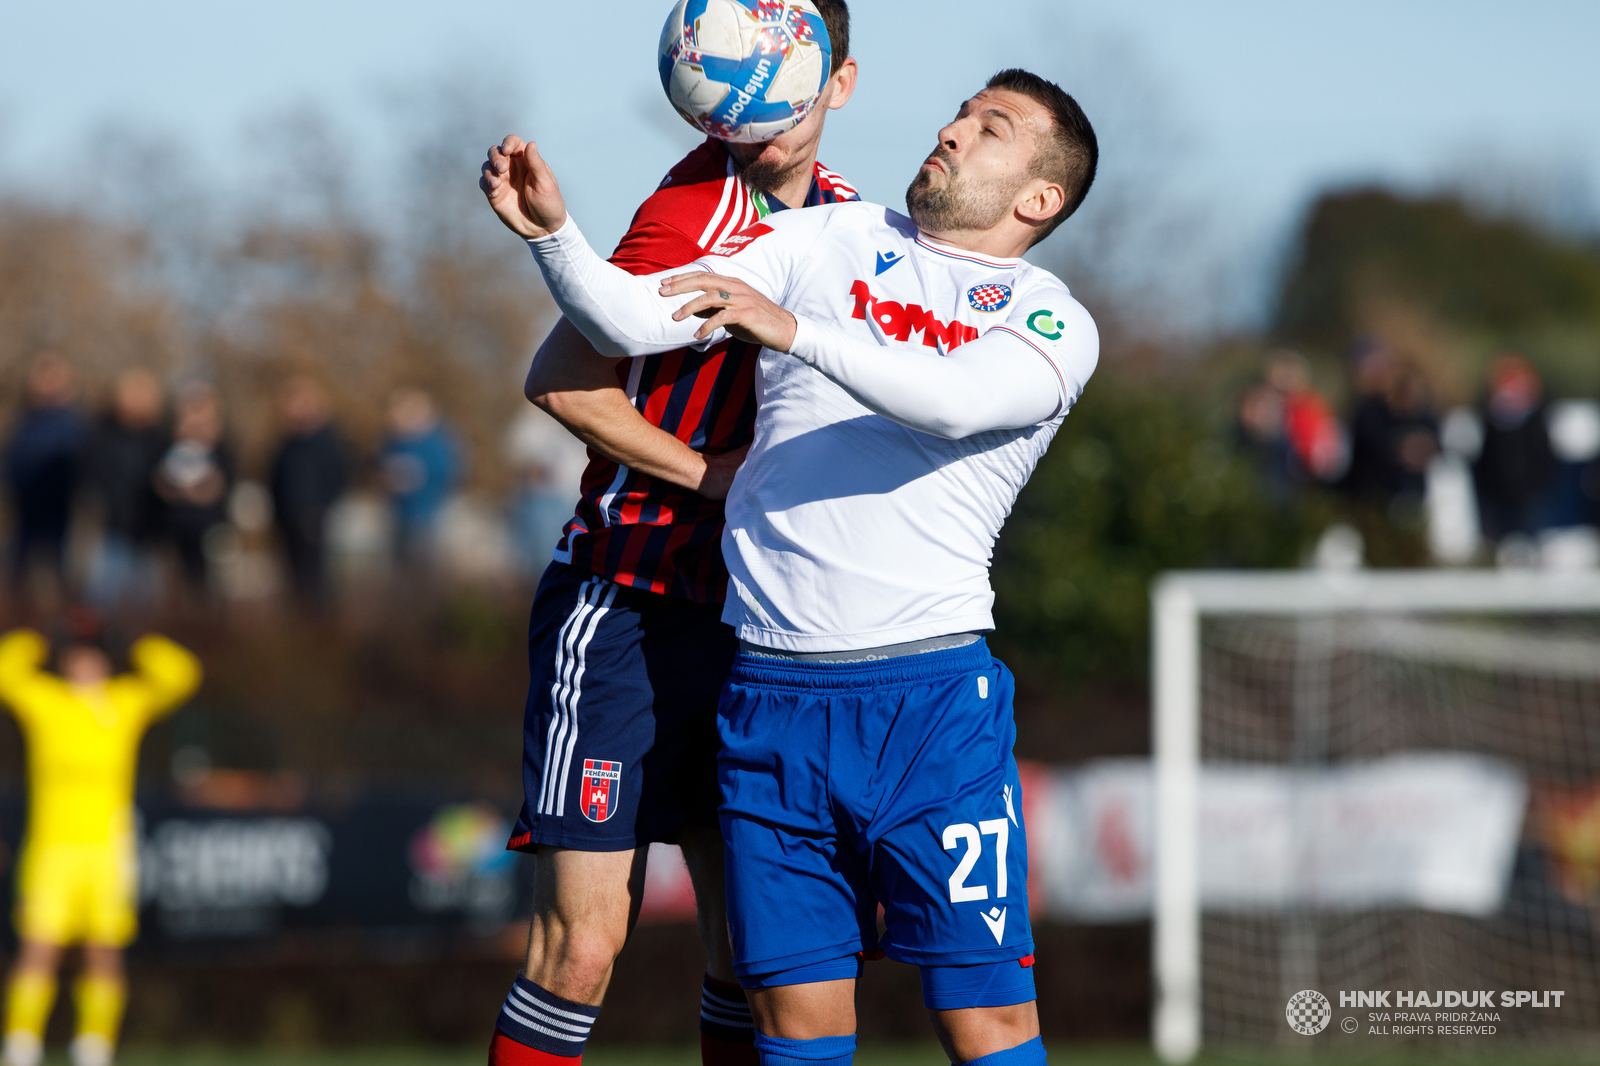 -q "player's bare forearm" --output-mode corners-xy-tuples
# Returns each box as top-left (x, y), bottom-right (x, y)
(541, 388), (715, 495)
(527, 319), (745, 500)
